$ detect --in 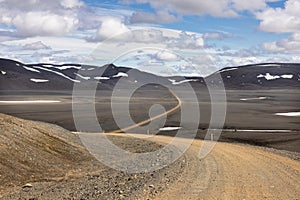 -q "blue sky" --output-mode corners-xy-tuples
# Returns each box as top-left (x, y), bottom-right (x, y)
(0, 0), (299, 76)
